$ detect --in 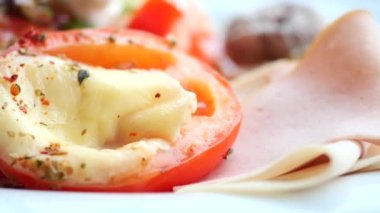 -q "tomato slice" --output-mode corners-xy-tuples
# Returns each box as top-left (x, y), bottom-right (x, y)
(0, 15), (43, 49)
(1, 29), (241, 192)
(129, 0), (182, 37)
(128, 0), (219, 68)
